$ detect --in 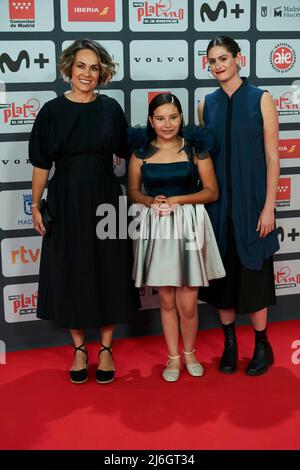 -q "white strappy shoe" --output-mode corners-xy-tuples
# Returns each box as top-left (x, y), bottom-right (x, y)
(183, 349), (204, 377)
(162, 354), (181, 382)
